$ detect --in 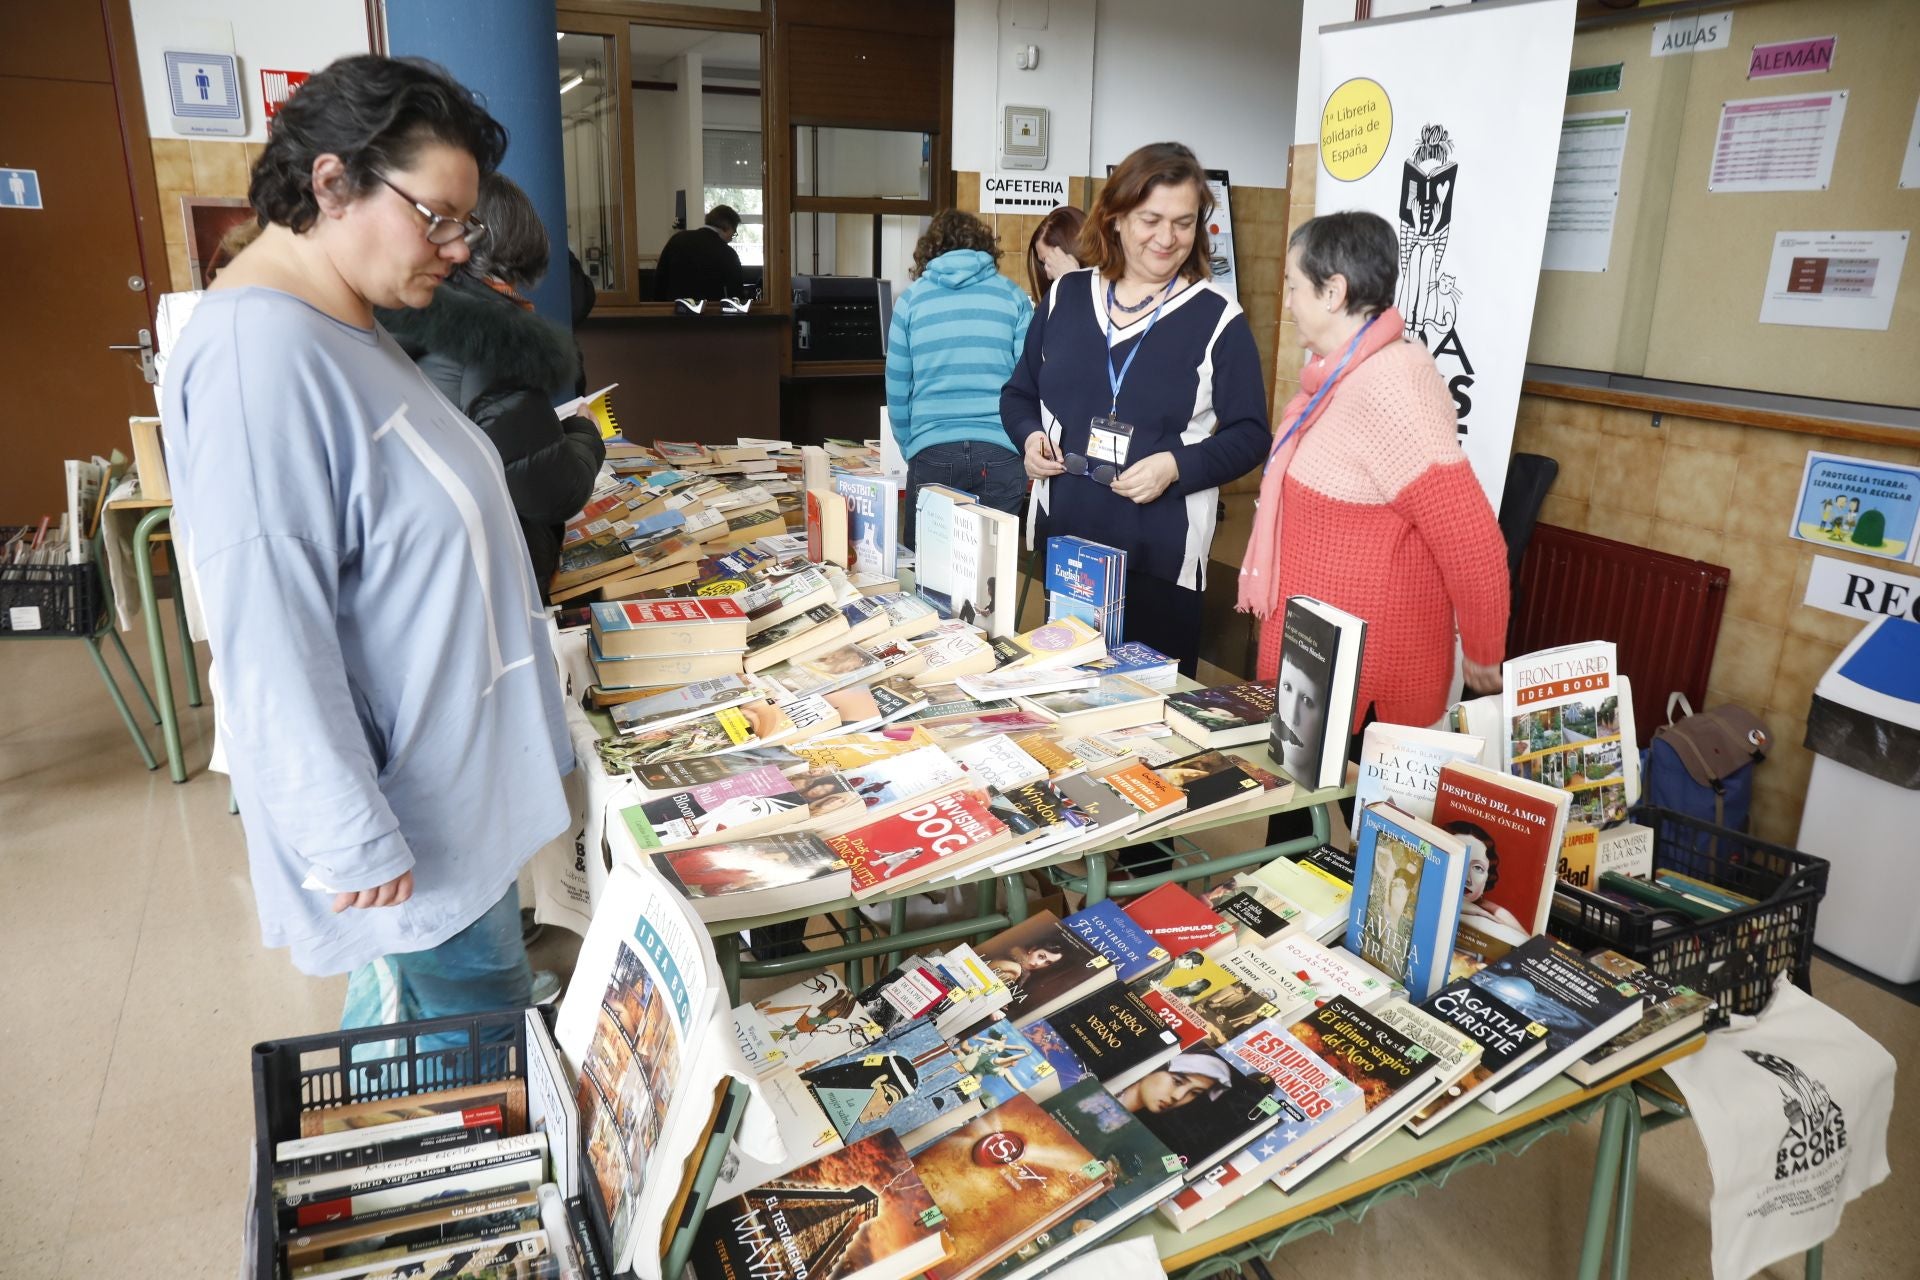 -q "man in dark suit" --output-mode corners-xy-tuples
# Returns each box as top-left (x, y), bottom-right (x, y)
(653, 205), (744, 302)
